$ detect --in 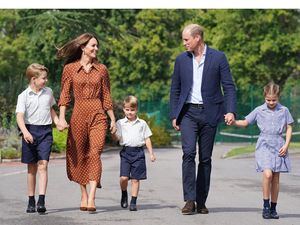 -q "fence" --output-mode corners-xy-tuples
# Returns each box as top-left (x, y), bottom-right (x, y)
(1, 85), (299, 144)
(137, 85), (300, 144)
